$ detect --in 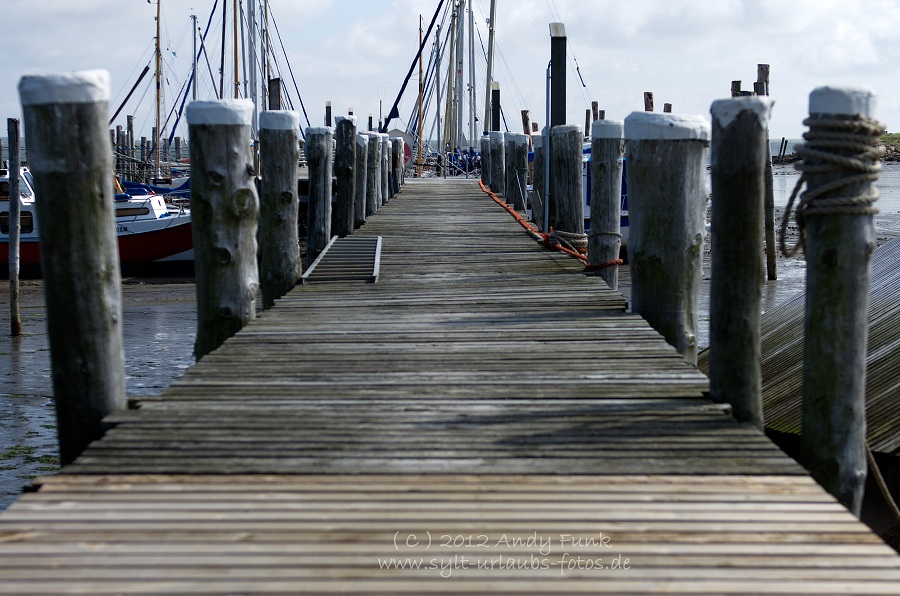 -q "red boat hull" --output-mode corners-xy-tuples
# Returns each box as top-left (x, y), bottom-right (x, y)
(1, 220), (193, 266)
